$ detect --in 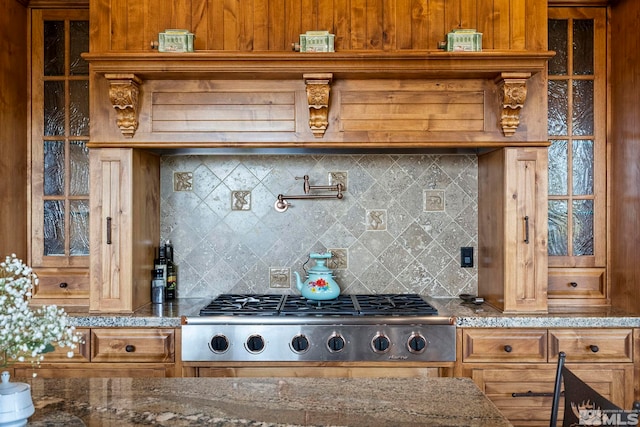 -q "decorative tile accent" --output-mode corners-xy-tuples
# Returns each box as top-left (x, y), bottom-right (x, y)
(173, 172), (193, 191)
(366, 209), (387, 230)
(327, 249), (348, 270)
(329, 171), (347, 192)
(269, 268), (290, 288)
(231, 191), (251, 211)
(424, 189), (445, 211)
